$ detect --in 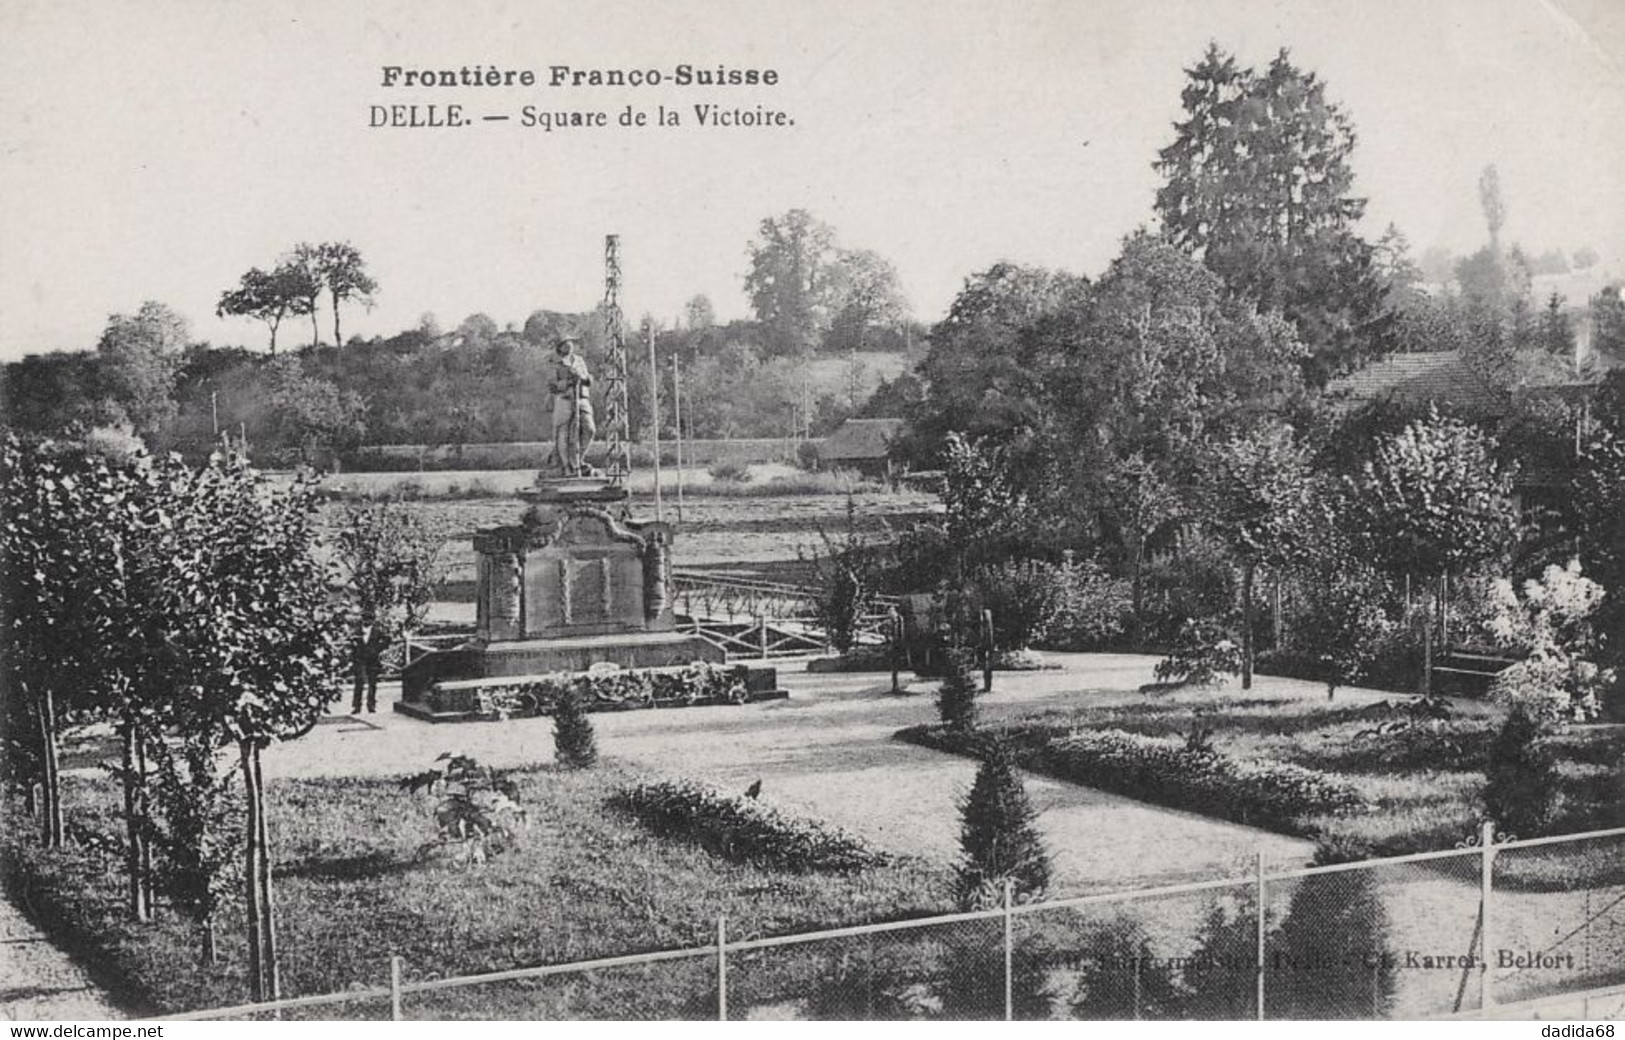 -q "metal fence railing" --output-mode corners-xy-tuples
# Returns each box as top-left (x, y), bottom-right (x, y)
(154, 822), (1624, 1022)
